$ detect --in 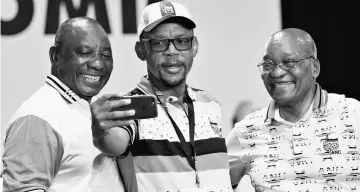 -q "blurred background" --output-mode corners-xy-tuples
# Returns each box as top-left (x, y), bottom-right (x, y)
(1, 0), (358, 191)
